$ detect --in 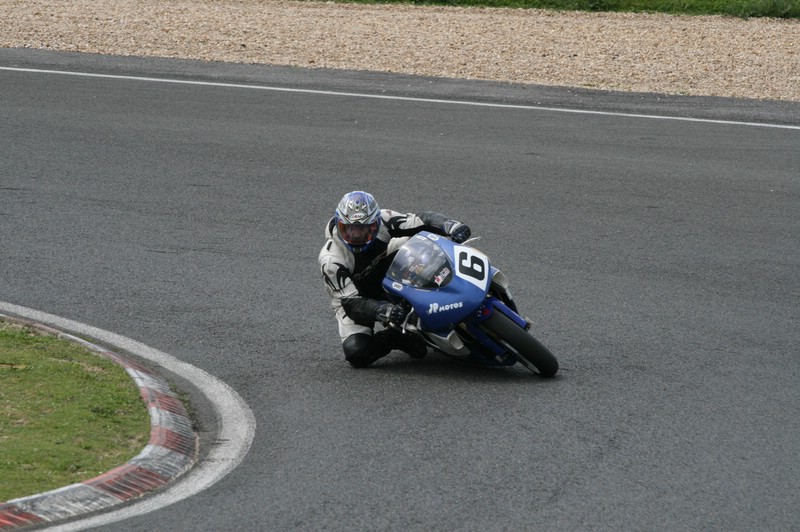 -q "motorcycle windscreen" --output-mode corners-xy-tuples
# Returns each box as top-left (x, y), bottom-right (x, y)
(386, 236), (454, 289)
